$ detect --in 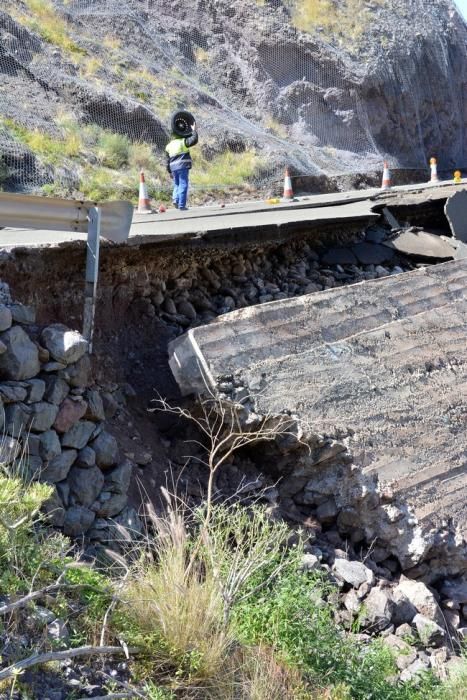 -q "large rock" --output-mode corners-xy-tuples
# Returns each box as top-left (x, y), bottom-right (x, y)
(53, 397), (88, 433)
(94, 492), (128, 518)
(4, 402), (32, 437)
(68, 465), (104, 507)
(61, 420), (96, 450)
(8, 303), (35, 325)
(43, 376), (70, 405)
(0, 305), (12, 332)
(29, 402), (59, 433)
(42, 487), (66, 527)
(41, 324), (88, 365)
(39, 430), (61, 461)
(84, 389), (105, 422)
(394, 579), (444, 626)
(361, 587), (394, 632)
(0, 326), (40, 380)
(440, 579), (467, 605)
(90, 431), (119, 469)
(0, 382), (27, 403)
(40, 450), (77, 483)
(63, 506), (95, 536)
(59, 354), (92, 388)
(104, 459), (133, 494)
(333, 558), (374, 588)
(25, 379), (46, 403)
(413, 613), (446, 647)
